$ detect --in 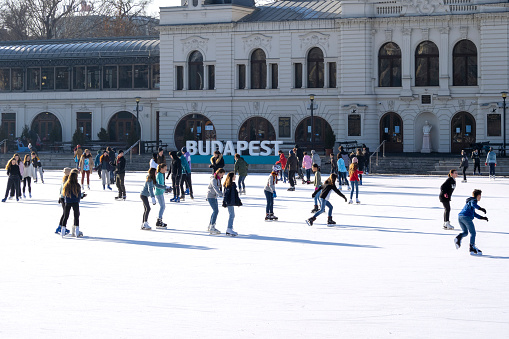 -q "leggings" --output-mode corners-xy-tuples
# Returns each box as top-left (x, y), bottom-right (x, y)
(180, 173), (187, 198)
(23, 177), (32, 194)
(462, 167), (467, 181)
(473, 161), (481, 174)
(140, 195), (151, 223)
(62, 202), (80, 227)
(4, 176), (20, 199)
(442, 200), (451, 222)
(59, 200), (66, 226)
(81, 170), (90, 185)
(172, 174), (181, 198)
